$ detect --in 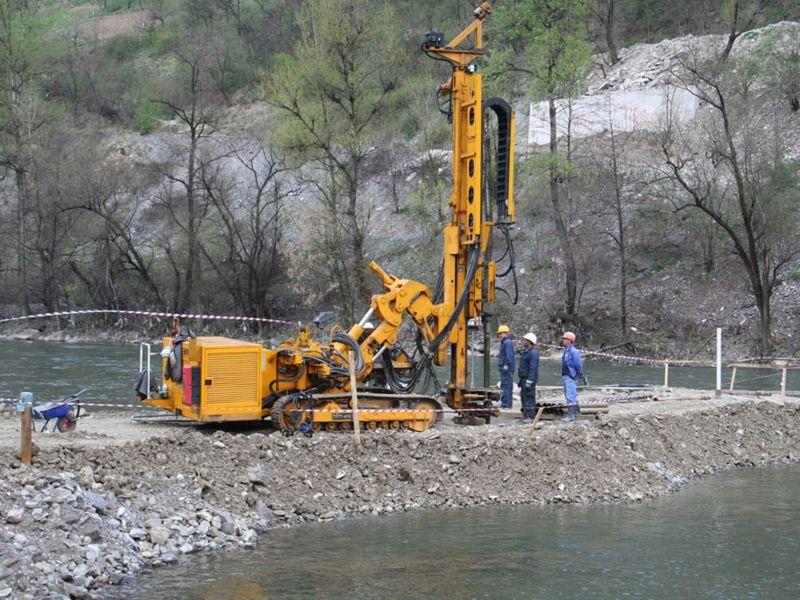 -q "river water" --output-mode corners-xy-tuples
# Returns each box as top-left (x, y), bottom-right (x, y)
(108, 465), (800, 599)
(0, 339), (796, 406)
